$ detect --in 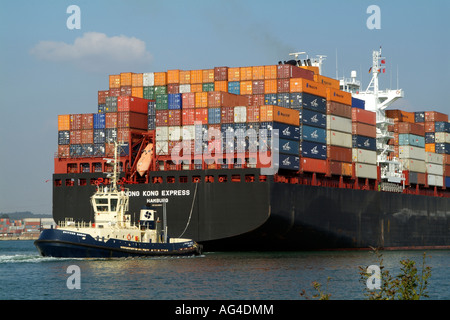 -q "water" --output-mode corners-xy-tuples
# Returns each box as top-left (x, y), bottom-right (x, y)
(0, 240), (449, 300)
